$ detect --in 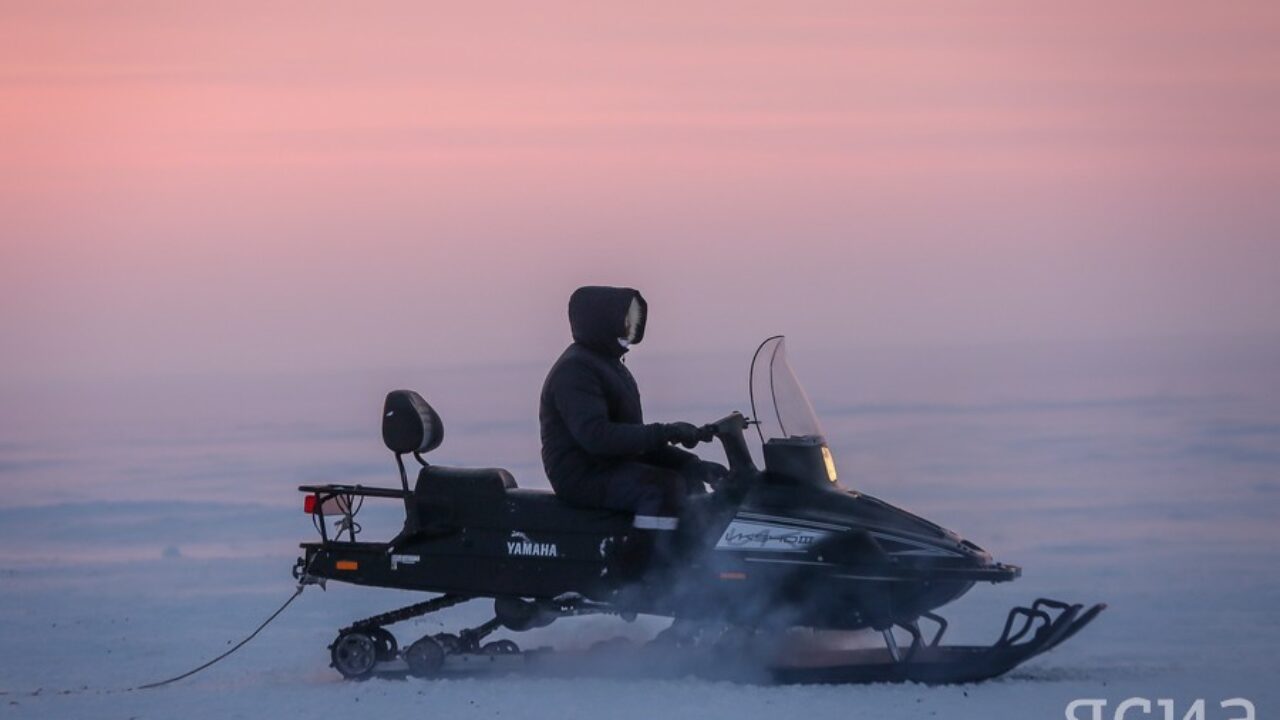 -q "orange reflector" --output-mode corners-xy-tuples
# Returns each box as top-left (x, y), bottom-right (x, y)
(719, 571), (747, 581)
(335, 560), (359, 571)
